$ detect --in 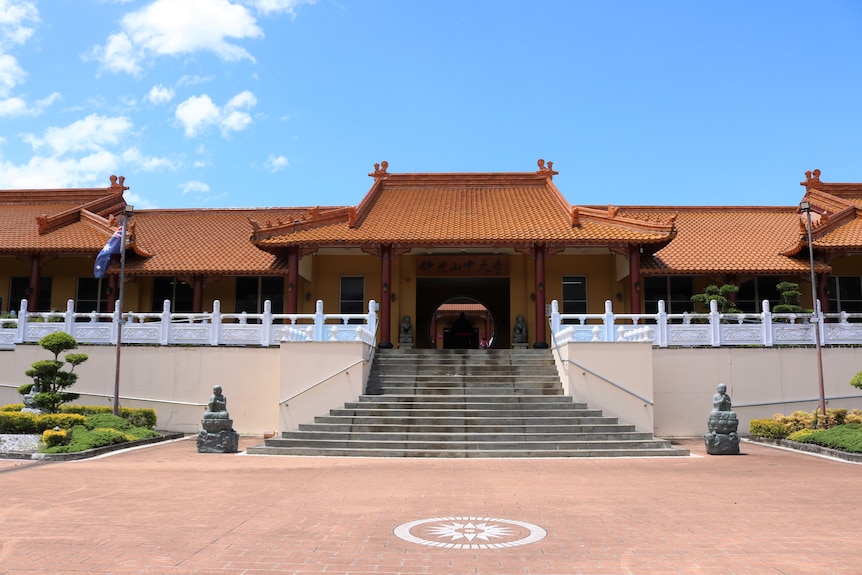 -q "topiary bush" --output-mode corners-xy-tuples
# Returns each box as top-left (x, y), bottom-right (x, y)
(749, 418), (790, 439)
(22, 332), (87, 413)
